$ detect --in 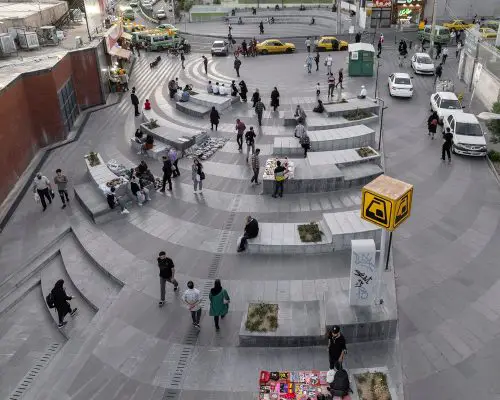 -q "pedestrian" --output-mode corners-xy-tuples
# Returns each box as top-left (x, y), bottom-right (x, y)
(328, 326), (347, 369)
(325, 54), (333, 75)
(239, 80), (248, 102)
(106, 186), (129, 214)
(441, 46), (448, 64)
(250, 148), (261, 185)
(442, 127), (453, 163)
(157, 251), (178, 307)
(434, 63), (443, 84)
(271, 160), (286, 198)
(192, 158), (204, 194)
(357, 85), (367, 99)
(305, 37), (311, 52)
(242, 39), (248, 57)
(131, 87), (140, 116)
(210, 106), (220, 130)
(231, 80), (239, 96)
(450, 28), (456, 44)
(53, 169), (69, 209)
(435, 42), (442, 59)
(180, 51), (185, 69)
(259, 21), (264, 34)
(228, 23), (232, 34)
(377, 40), (382, 58)
(300, 132), (310, 158)
(235, 118), (246, 151)
(130, 176), (151, 206)
(427, 110), (438, 139)
(305, 53), (313, 73)
(327, 74), (336, 100)
(245, 126), (256, 162)
(251, 88), (260, 107)
(168, 80), (178, 99)
(255, 97), (265, 126)
(228, 33), (233, 49)
(33, 172), (52, 211)
(209, 279), (230, 330)
(294, 121), (306, 139)
(49, 279), (77, 327)
(119, 72), (129, 91)
(202, 55), (208, 74)
(135, 42), (141, 57)
(355, 32), (361, 43)
(169, 148), (180, 177)
(270, 87), (280, 111)
(379, 33), (384, 44)
(456, 41), (462, 58)
(314, 52), (320, 71)
(337, 68), (343, 89)
(234, 57), (242, 77)
(294, 105), (307, 124)
(182, 281), (202, 328)
(316, 82), (321, 97)
(237, 215), (259, 252)
(313, 99), (324, 113)
(160, 155), (173, 192)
